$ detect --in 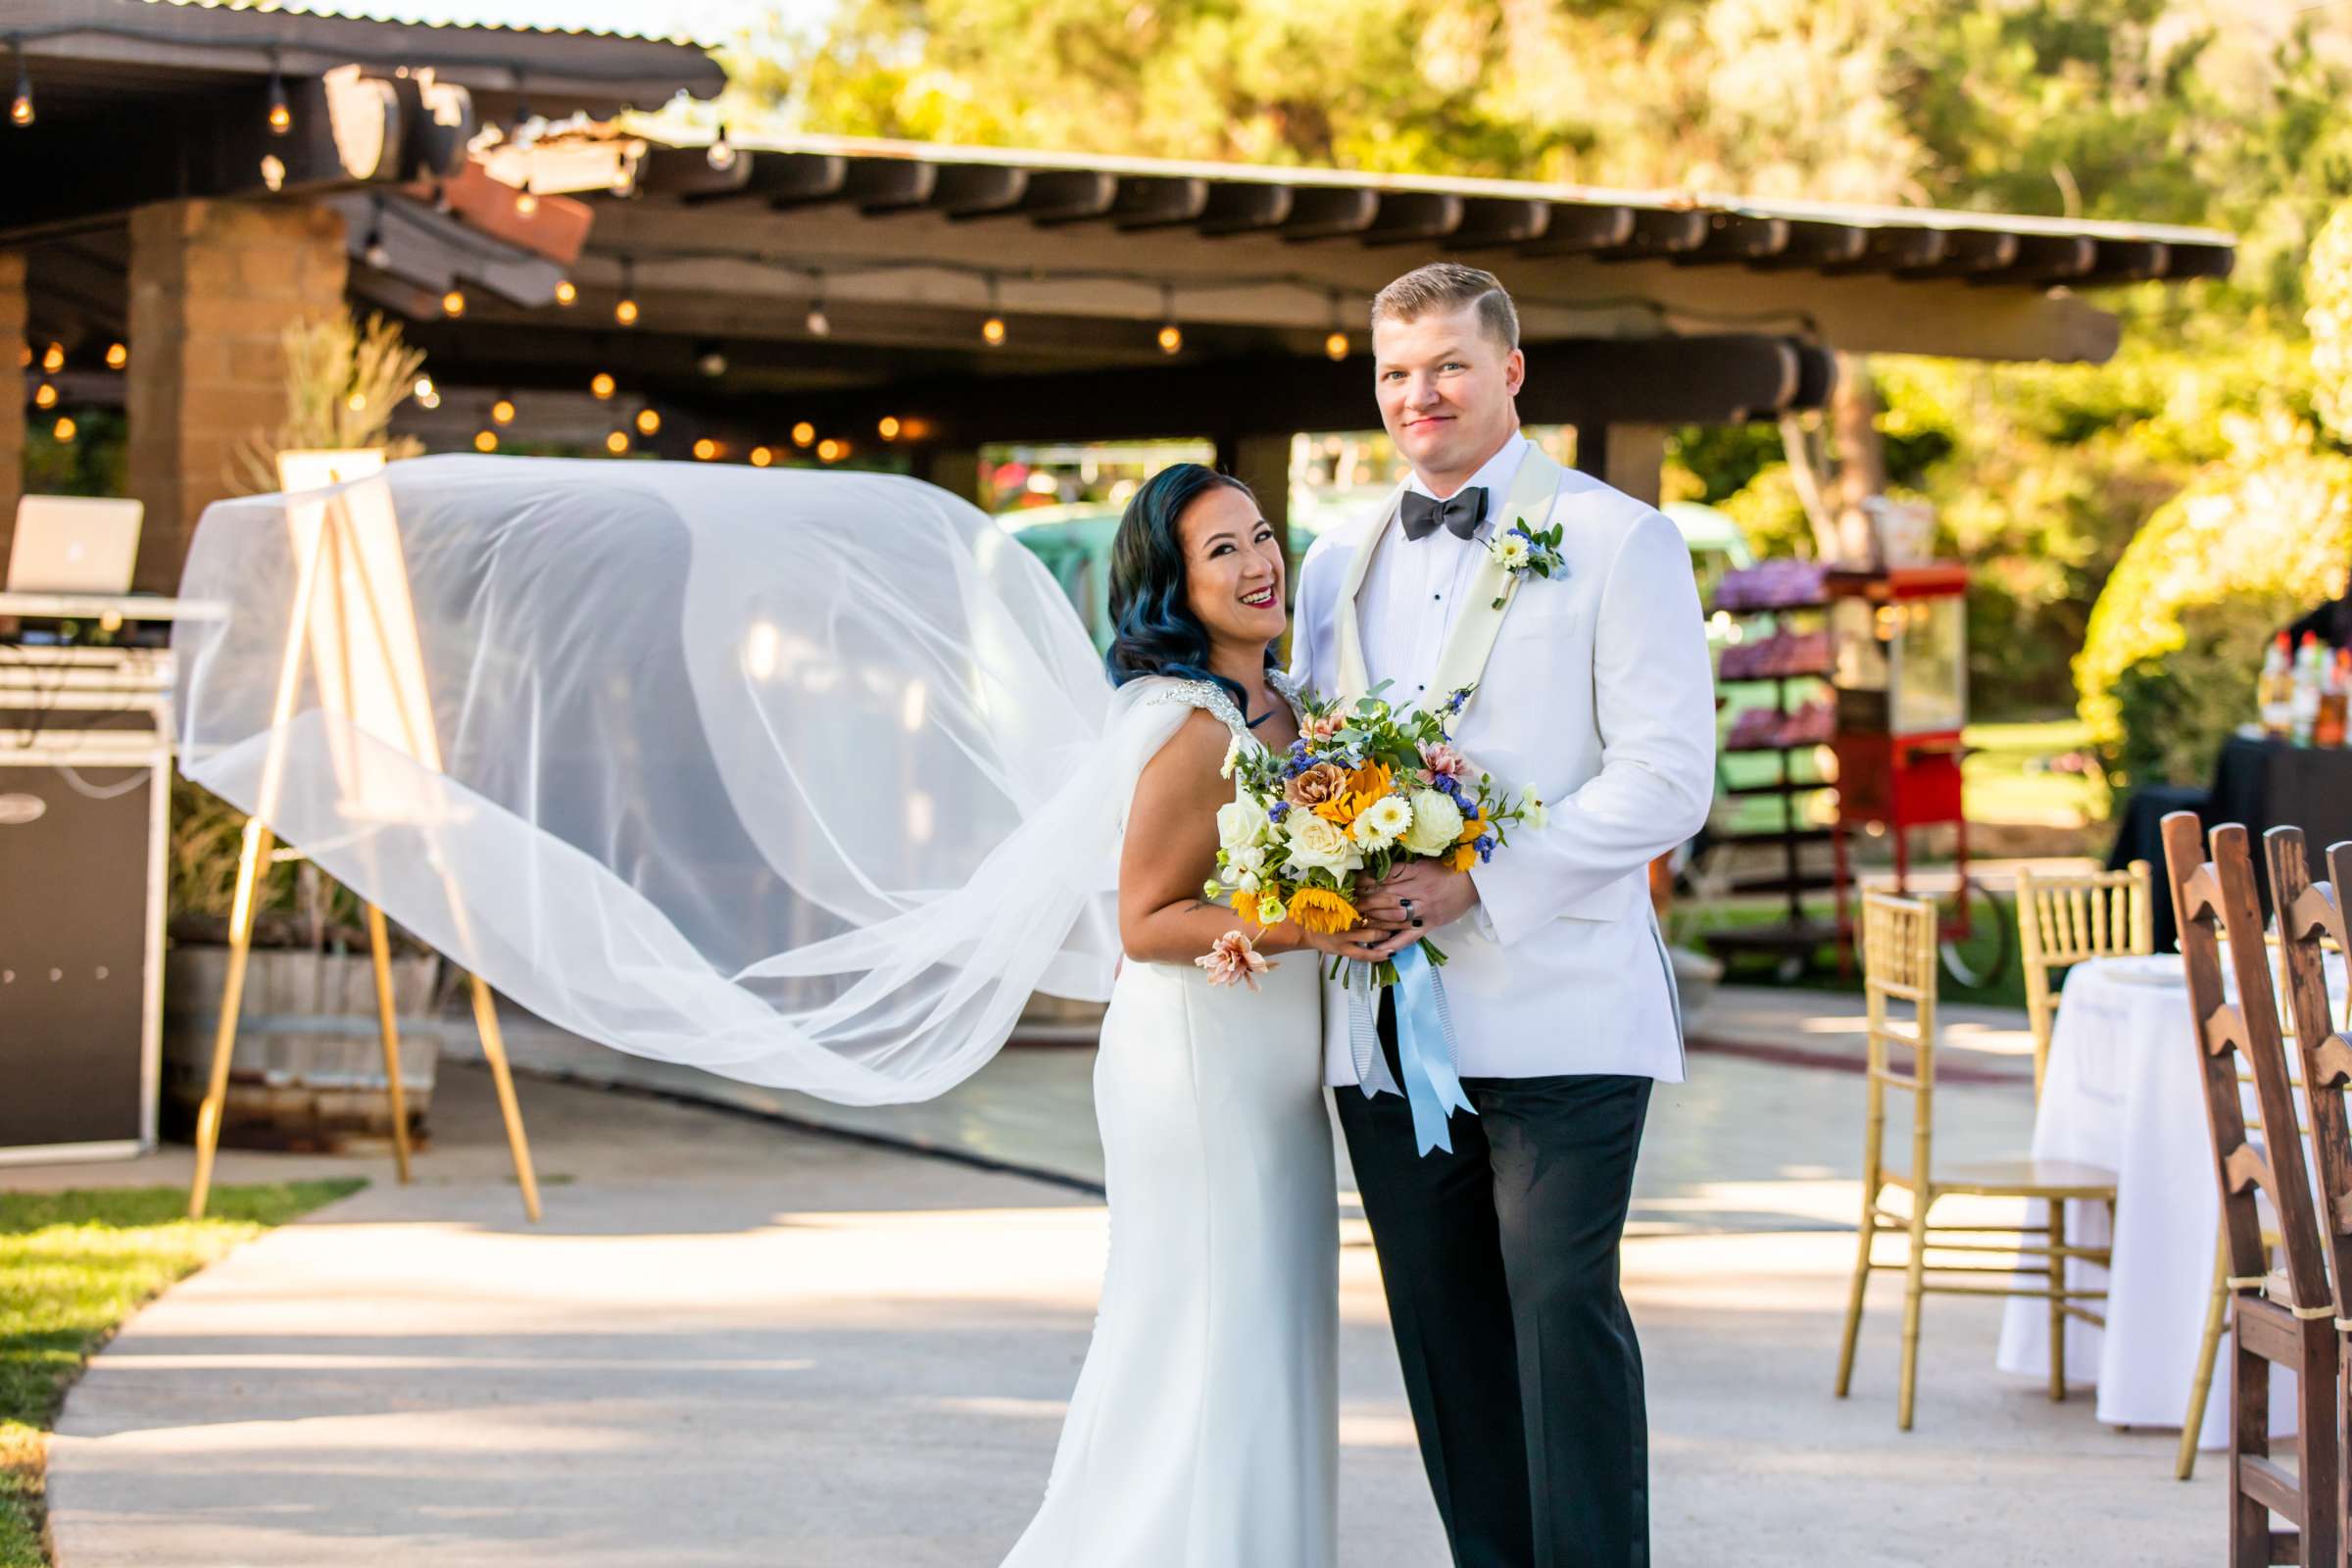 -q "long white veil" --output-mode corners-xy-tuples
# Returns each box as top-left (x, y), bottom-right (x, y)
(172, 454), (1188, 1104)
